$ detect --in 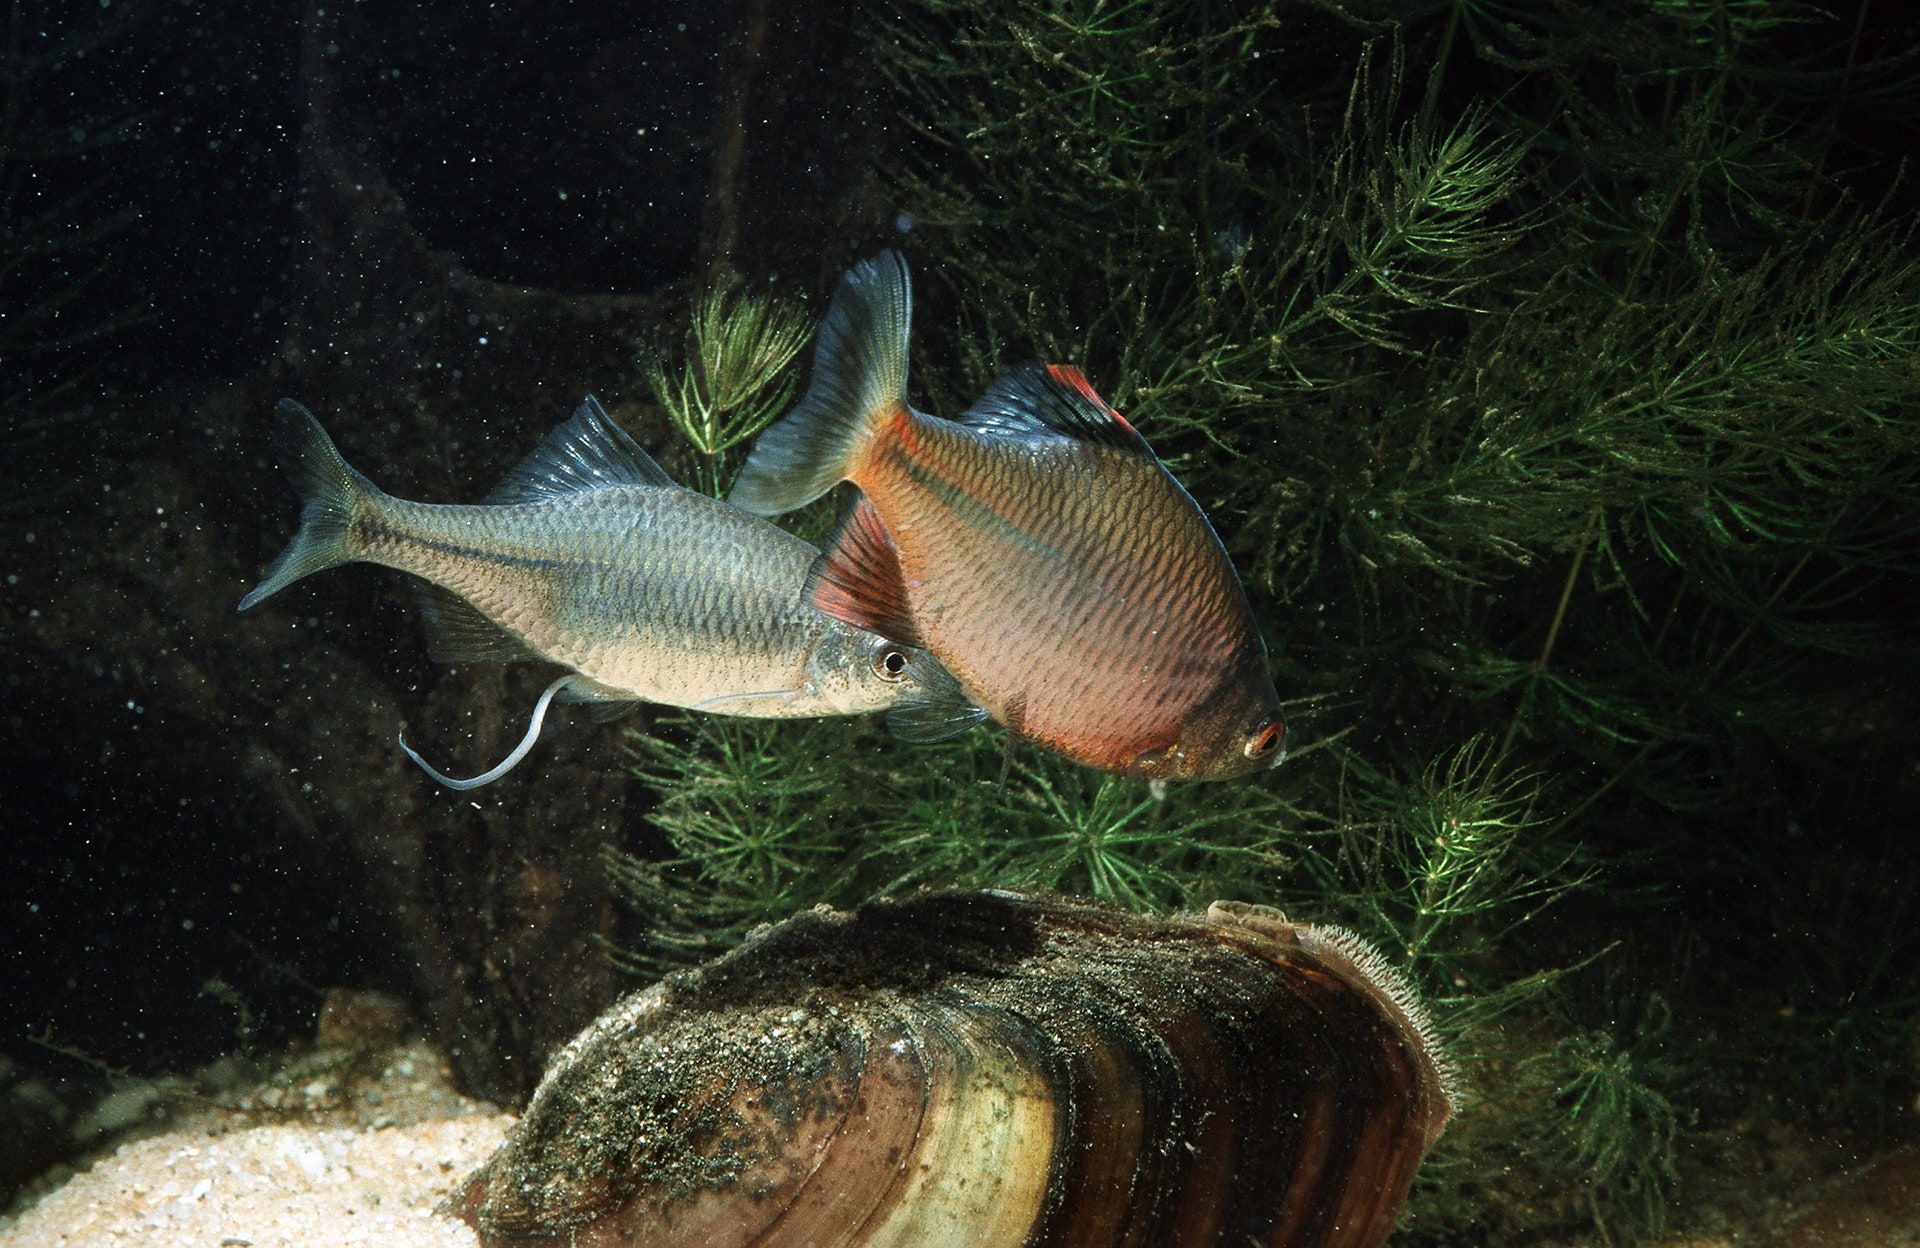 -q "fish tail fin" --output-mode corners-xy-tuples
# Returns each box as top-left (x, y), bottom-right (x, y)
(237, 400), (381, 611)
(728, 250), (911, 516)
